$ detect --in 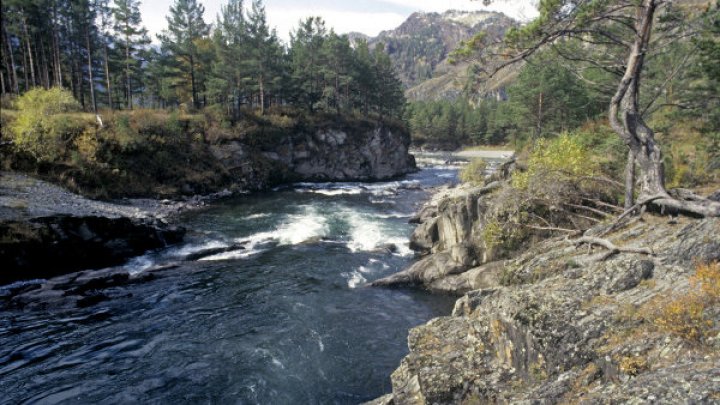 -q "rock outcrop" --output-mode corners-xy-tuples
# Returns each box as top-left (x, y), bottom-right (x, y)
(0, 216), (184, 285)
(0, 173), (185, 285)
(370, 207), (720, 403)
(211, 124), (416, 187)
(372, 181), (503, 293)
